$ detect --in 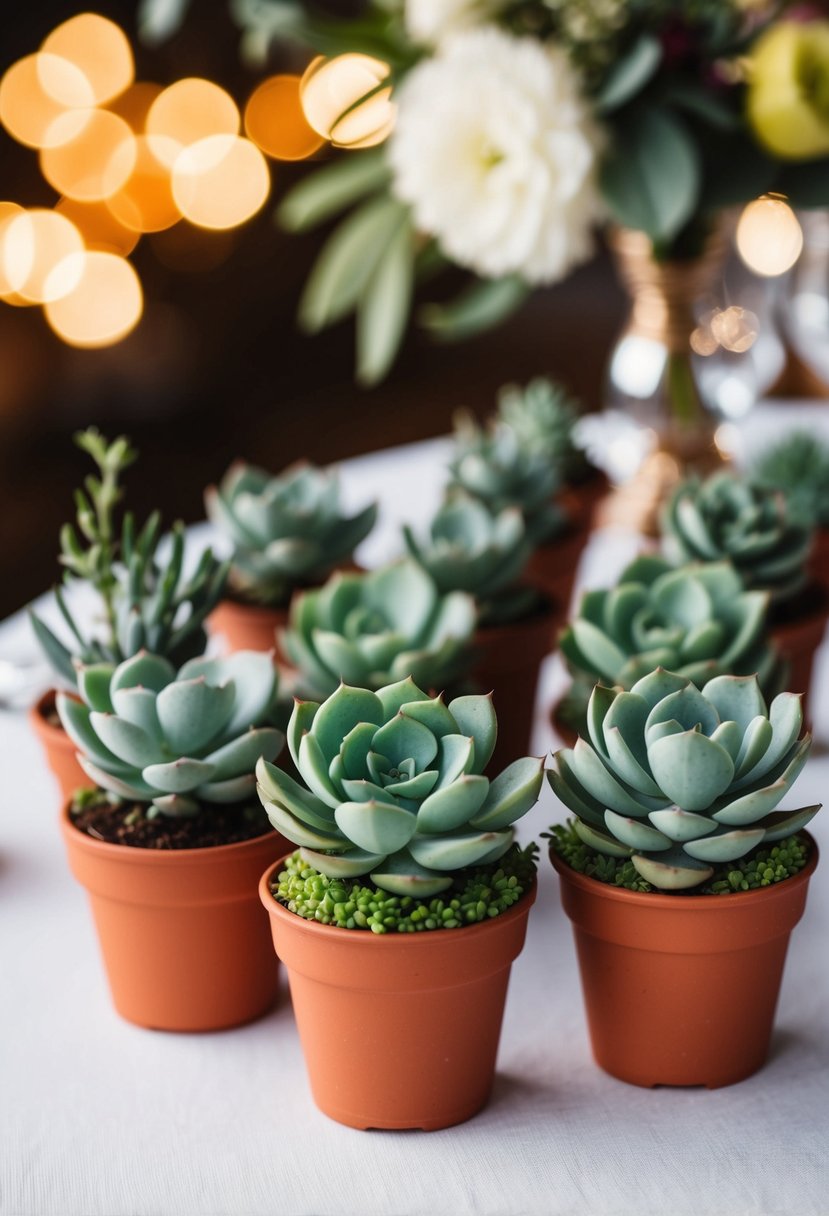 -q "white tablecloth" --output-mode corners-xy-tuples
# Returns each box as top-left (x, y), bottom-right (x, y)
(2, 410), (829, 1216)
